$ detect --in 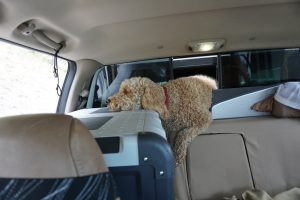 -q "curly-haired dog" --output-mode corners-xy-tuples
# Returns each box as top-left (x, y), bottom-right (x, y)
(108, 75), (217, 166)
